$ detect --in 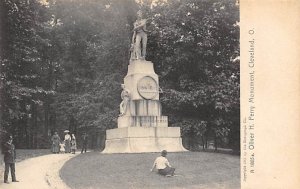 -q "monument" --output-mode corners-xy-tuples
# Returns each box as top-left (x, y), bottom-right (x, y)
(102, 11), (186, 153)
